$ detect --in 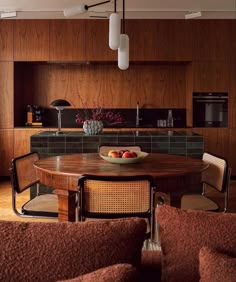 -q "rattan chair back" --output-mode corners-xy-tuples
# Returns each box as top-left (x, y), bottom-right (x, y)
(12, 152), (40, 193)
(202, 152), (229, 192)
(78, 174), (156, 238)
(11, 152), (58, 218)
